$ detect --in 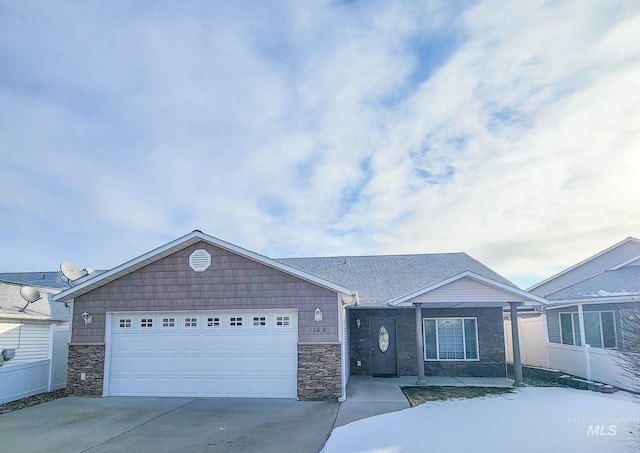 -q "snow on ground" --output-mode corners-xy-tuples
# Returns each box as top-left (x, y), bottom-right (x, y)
(322, 387), (640, 453)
